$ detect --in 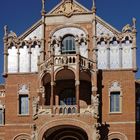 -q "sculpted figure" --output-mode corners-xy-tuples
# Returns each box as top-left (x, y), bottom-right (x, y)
(32, 97), (39, 117)
(95, 130), (101, 140)
(86, 94), (99, 119)
(4, 25), (8, 36)
(31, 131), (36, 140)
